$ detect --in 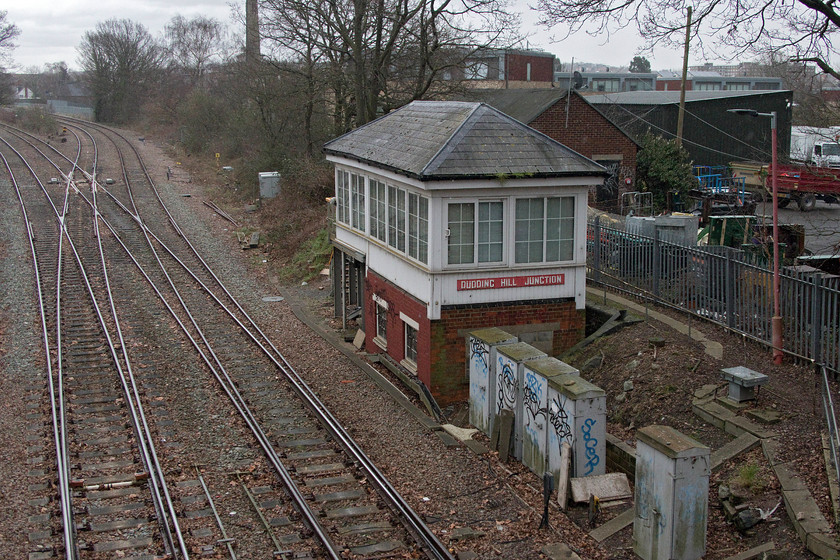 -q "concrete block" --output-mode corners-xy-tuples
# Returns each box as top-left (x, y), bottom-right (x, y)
(542, 543), (582, 559)
(722, 541), (775, 560)
(570, 473), (631, 503)
(449, 527), (486, 541)
(773, 463), (808, 491)
(716, 396), (750, 411)
(745, 408), (782, 425)
(806, 531), (840, 559)
(435, 430), (461, 448)
(762, 437), (782, 466)
(463, 439), (489, 455)
(711, 433), (759, 471)
(496, 409), (514, 462)
(782, 489), (831, 542)
(694, 384), (719, 401)
(589, 507), (633, 543)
